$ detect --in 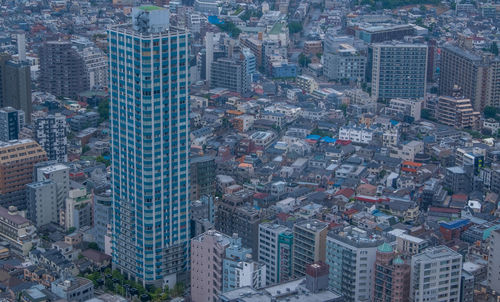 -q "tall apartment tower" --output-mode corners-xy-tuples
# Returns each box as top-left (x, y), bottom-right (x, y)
(109, 6), (190, 287)
(410, 246), (462, 302)
(371, 42), (428, 100)
(439, 44), (500, 111)
(34, 113), (68, 162)
(39, 41), (87, 98)
(326, 226), (384, 302)
(292, 219), (328, 278)
(0, 54), (32, 122)
(0, 139), (47, 209)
